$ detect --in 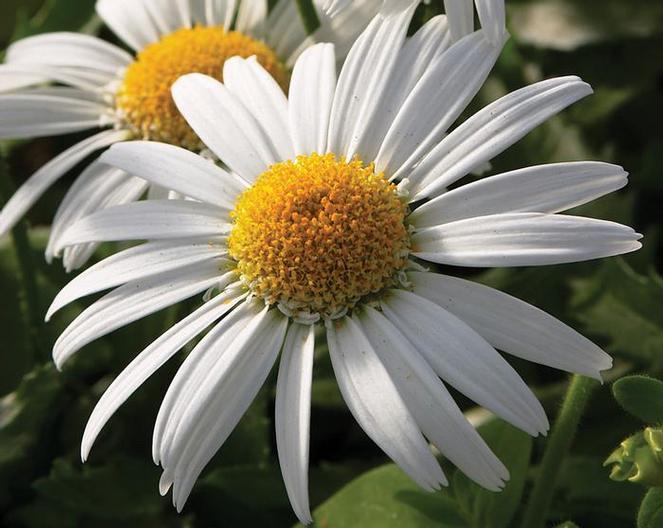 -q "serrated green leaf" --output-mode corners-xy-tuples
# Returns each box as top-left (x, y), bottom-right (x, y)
(613, 376), (663, 423)
(451, 419), (532, 528)
(638, 487), (663, 528)
(305, 464), (466, 528)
